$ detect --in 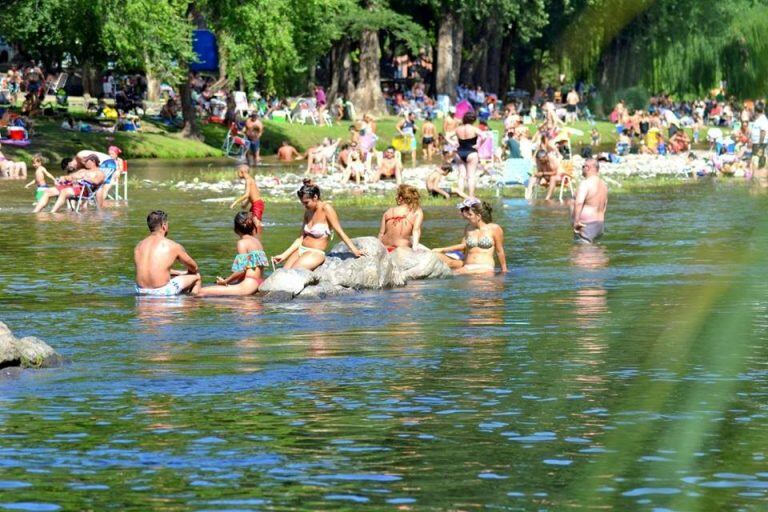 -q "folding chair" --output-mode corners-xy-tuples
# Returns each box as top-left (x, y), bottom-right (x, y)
(221, 123), (248, 159)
